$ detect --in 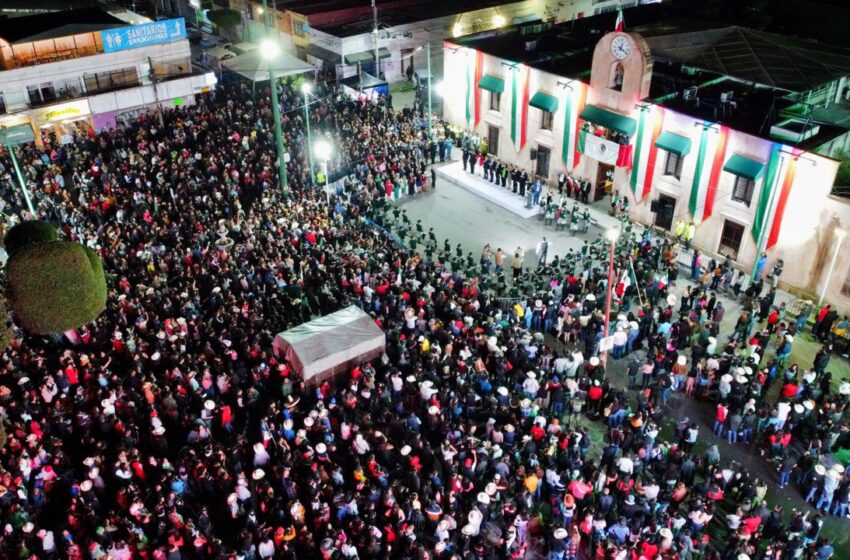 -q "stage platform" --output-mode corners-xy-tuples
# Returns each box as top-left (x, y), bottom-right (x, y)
(435, 162), (541, 219)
